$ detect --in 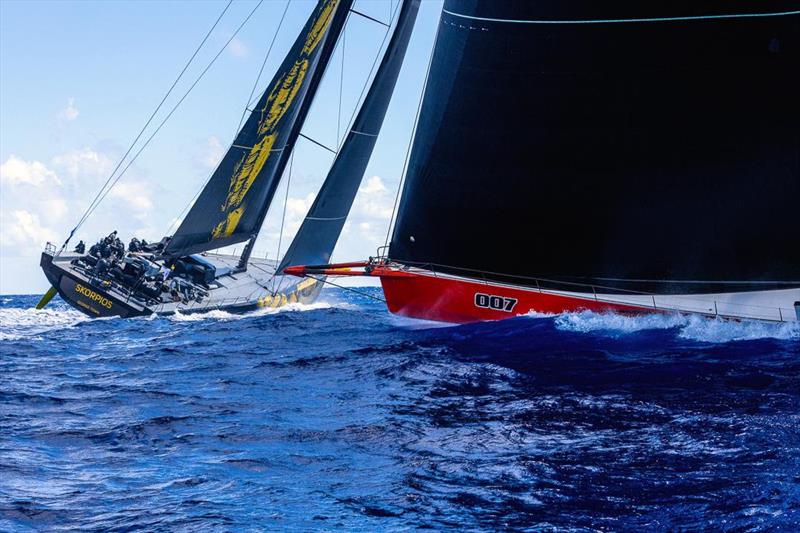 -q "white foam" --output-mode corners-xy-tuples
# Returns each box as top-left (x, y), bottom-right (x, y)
(168, 301), (333, 322)
(387, 314), (457, 330)
(0, 306), (90, 340)
(552, 310), (800, 343)
(554, 311), (688, 334)
(677, 314), (800, 343)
